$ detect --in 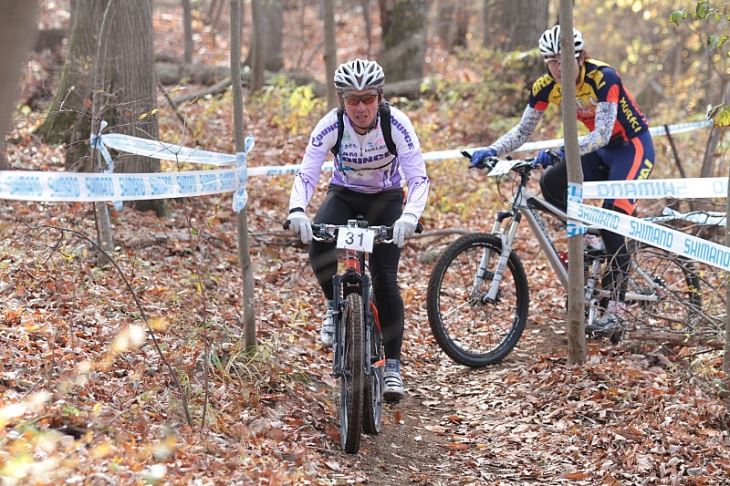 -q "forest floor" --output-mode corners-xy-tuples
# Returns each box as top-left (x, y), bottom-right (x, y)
(1, 1), (728, 485)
